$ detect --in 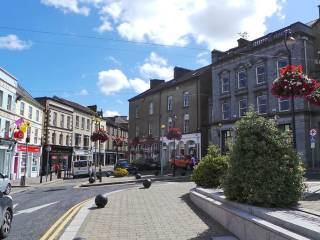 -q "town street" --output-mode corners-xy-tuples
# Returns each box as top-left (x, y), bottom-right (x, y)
(8, 178), (138, 240)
